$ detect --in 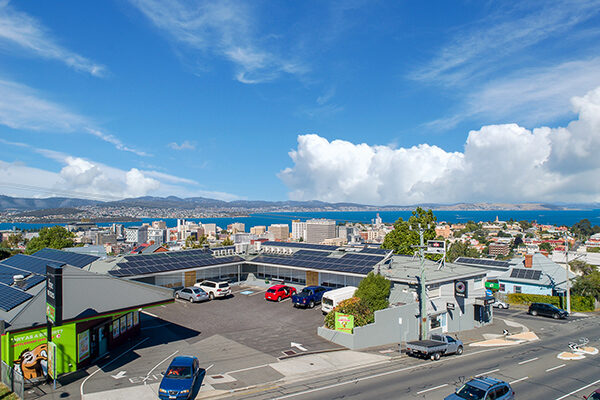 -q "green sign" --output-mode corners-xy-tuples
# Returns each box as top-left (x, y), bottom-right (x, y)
(335, 312), (354, 334)
(46, 303), (56, 323)
(485, 282), (500, 290)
